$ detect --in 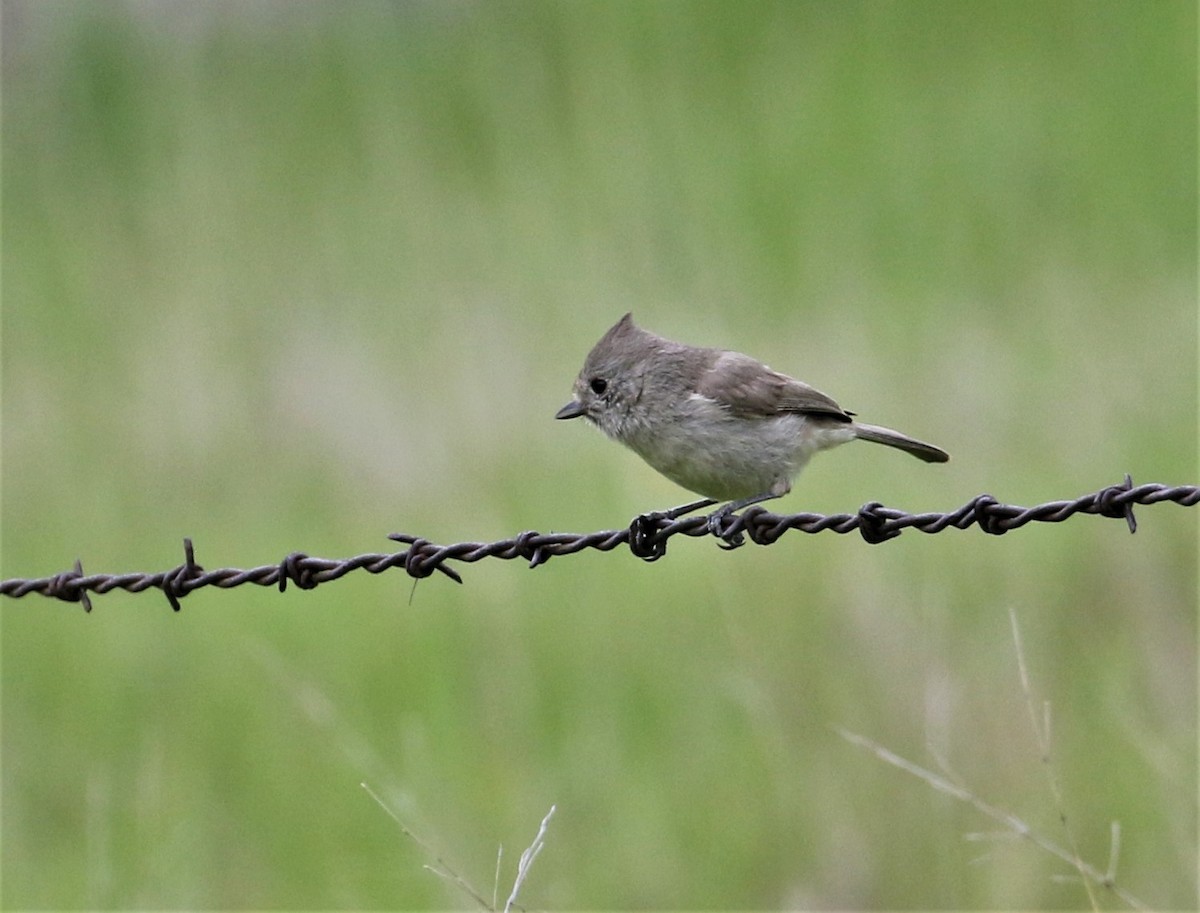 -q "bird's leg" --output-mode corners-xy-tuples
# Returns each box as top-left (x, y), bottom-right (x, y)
(659, 497), (719, 520)
(631, 497), (717, 527)
(631, 497), (716, 535)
